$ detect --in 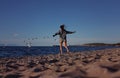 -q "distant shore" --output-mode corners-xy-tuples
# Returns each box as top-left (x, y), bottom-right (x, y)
(83, 43), (120, 46)
(0, 48), (120, 78)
